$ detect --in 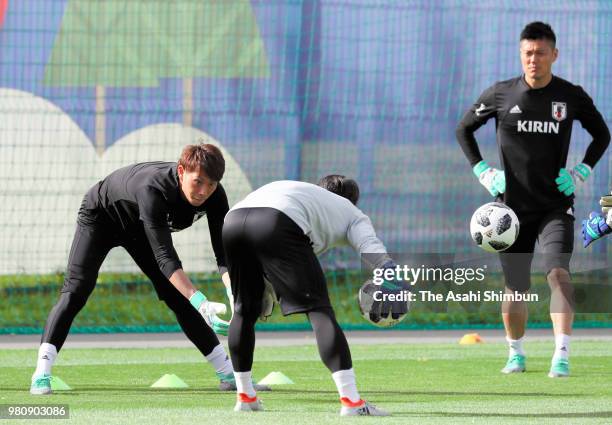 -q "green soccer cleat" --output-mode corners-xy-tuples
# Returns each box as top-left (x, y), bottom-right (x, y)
(217, 372), (271, 392)
(30, 374), (52, 395)
(548, 358), (569, 378)
(501, 354), (526, 374)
